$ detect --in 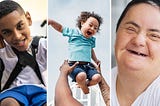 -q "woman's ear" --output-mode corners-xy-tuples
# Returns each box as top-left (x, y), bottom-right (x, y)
(25, 11), (32, 26)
